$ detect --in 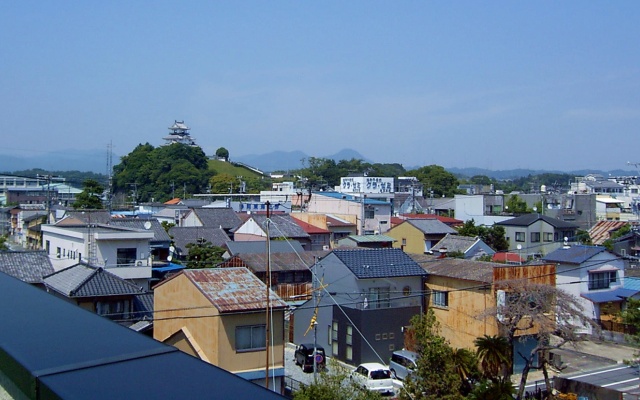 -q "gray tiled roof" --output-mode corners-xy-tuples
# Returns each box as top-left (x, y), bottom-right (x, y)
(496, 214), (578, 229)
(542, 245), (607, 265)
(0, 251), (54, 284)
(61, 210), (112, 225)
(132, 292), (154, 319)
(109, 218), (171, 243)
(192, 208), (243, 230)
(44, 263), (143, 298)
(431, 234), (478, 253)
(406, 219), (459, 235)
(225, 240), (305, 256)
(342, 234), (395, 243)
(249, 214), (310, 239)
(331, 248), (427, 279)
(419, 258), (497, 284)
(168, 227), (231, 256)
